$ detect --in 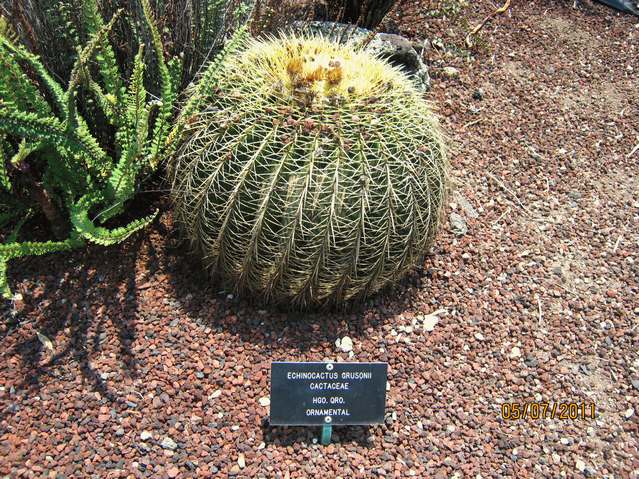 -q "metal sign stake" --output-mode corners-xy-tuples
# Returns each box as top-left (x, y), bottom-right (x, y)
(321, 424), (332, 445)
